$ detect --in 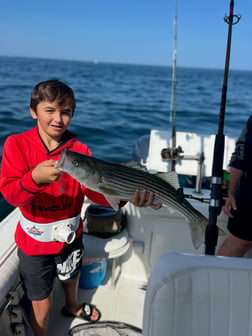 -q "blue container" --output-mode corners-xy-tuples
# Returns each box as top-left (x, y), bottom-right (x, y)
(79, 259), (107, 289)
